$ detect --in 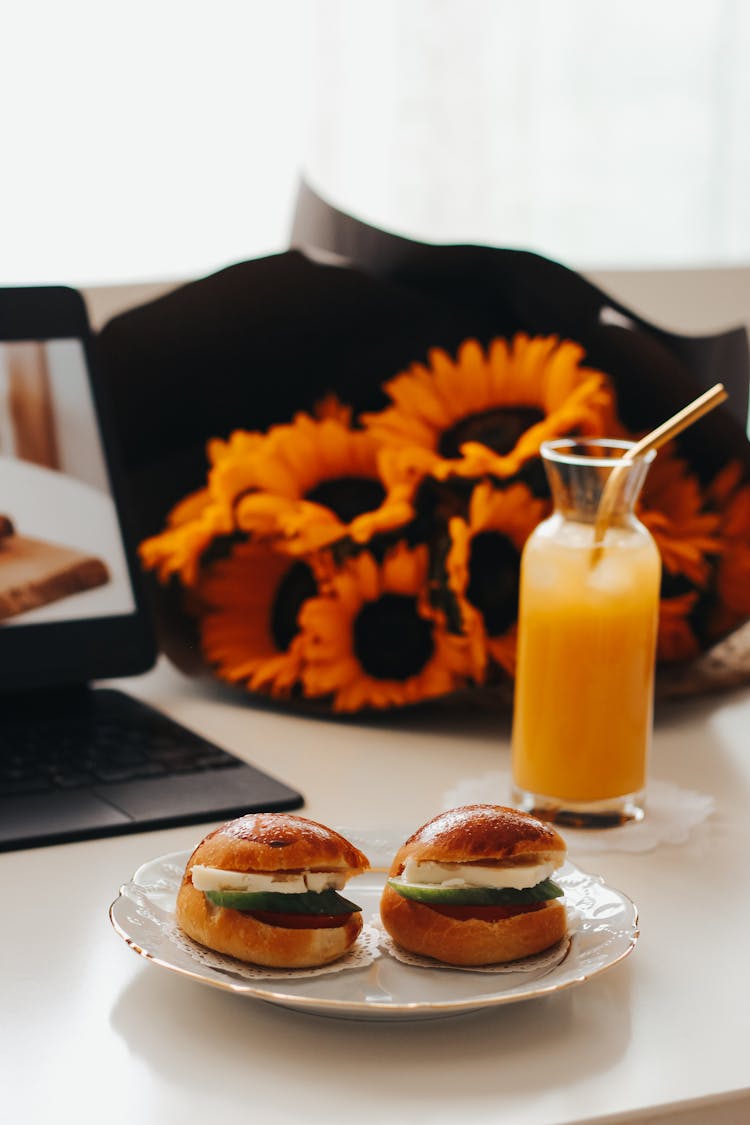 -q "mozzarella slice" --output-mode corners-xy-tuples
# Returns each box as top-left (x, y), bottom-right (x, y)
(189, 865), (348, 894)
(399, 857), (557, 891)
